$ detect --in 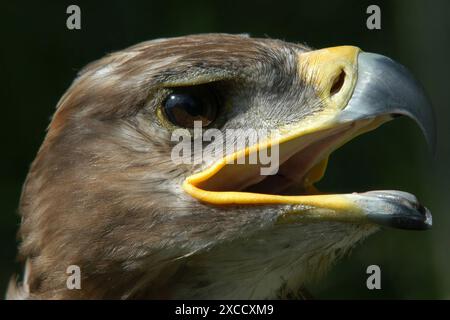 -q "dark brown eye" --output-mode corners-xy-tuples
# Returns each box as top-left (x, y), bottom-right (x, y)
(163, 86), (219, 128)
